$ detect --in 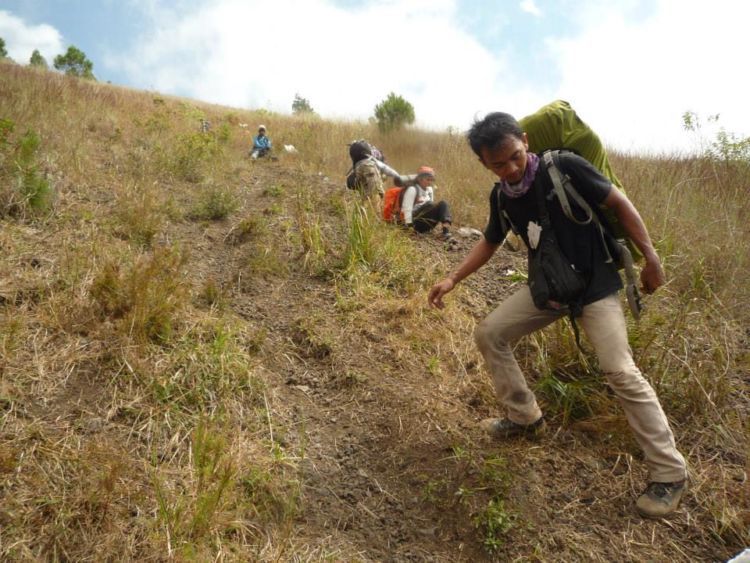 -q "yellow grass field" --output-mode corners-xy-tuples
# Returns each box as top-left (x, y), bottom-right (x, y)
(1, 60), (748, 561)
